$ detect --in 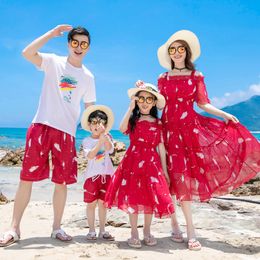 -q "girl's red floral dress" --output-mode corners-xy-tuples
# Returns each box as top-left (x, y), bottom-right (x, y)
(105, 119), (175, 218)
(158, 70), (260, 202)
